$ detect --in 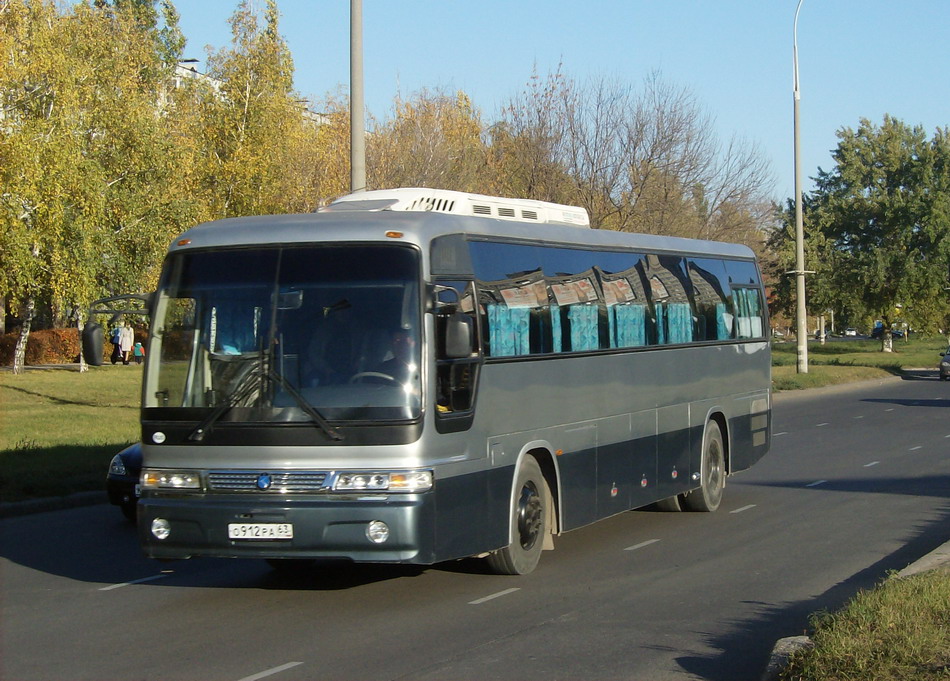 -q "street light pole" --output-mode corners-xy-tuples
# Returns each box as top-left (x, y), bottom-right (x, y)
(350, 0), (366, 193)
(793, 0), (808, 373)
